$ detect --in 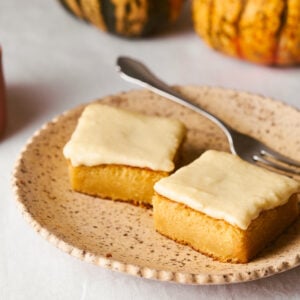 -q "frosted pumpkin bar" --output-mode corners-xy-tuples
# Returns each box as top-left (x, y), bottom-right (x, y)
(63, 103), (185, 205)
(153, 150), (300, 263)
